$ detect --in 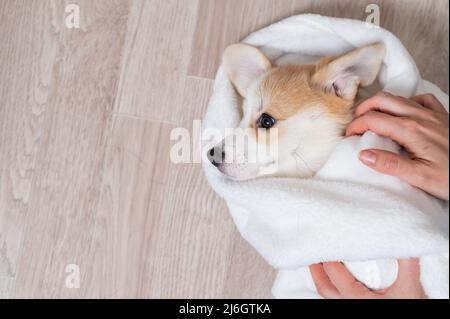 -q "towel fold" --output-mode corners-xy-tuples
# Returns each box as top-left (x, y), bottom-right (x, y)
(202, 14), (449, 299)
